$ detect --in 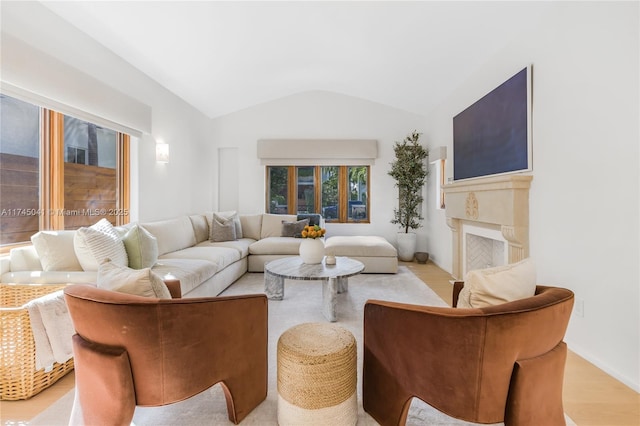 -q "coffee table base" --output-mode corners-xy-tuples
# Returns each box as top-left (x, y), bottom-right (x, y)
(265, 272), (284, 300)
(265, 273), (349, 322)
